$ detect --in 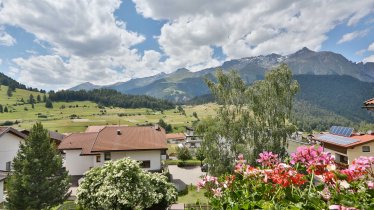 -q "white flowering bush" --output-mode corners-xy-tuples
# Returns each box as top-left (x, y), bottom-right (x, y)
(76, 158), (177, 210)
